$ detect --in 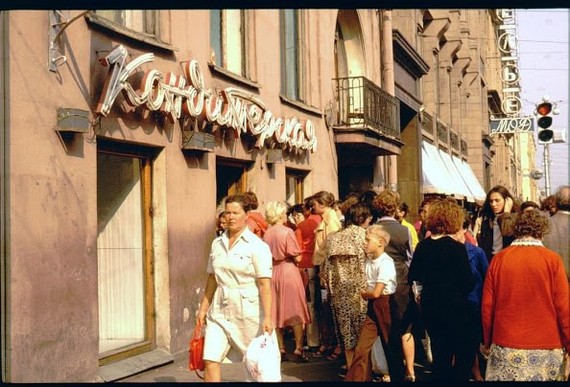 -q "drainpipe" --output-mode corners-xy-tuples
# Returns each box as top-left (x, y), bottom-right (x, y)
(380, 9), (398, 191)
